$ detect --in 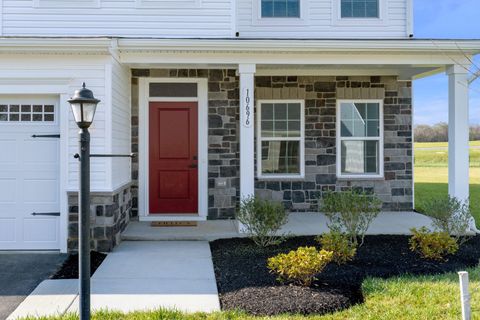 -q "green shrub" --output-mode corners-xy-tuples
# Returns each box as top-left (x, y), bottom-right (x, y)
(316, 231), (357, 264)
(409, 227), (459, 261)
(320, 190), (382, 247)
(267, 246), (333, 286)
(236, 196), (289, 247)
(417, 195), (472, 244)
